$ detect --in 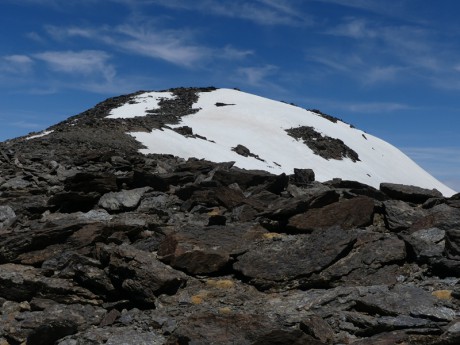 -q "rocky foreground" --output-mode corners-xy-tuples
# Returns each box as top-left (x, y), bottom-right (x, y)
(0, 100), (460, 344)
